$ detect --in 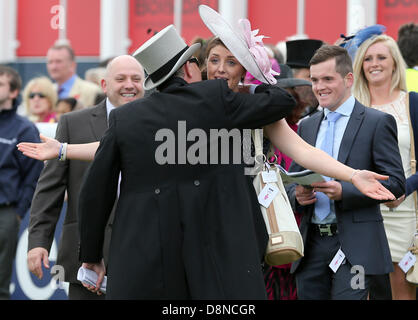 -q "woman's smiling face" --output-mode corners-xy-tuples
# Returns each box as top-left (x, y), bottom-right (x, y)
(206, 44), (246, 92)
(362, 41), (395, 87)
